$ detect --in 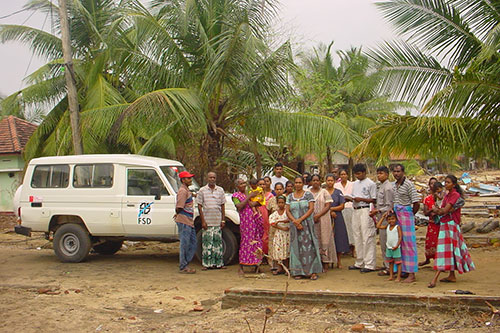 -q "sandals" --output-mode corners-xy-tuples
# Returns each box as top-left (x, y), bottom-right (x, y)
(428, 282), (436, 288)
(439, 278), (456, 283)
(378, 270), (390, 276)
(179, 267), (196, 274)
(310, 274), (318, 280)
